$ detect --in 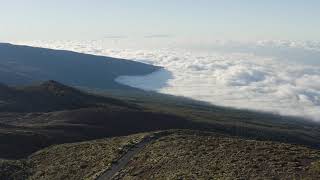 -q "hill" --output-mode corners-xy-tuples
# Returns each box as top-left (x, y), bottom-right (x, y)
(0, 80), (136, 112)
(114, 130), (320, 179)
(0, 43), (160, 89)
(1, 130), (319, 180)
